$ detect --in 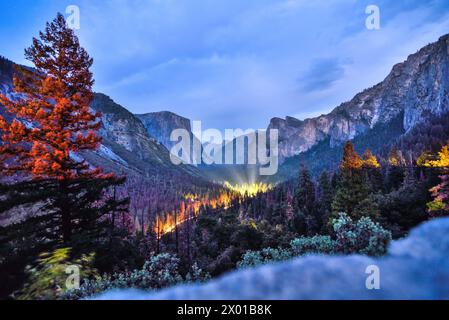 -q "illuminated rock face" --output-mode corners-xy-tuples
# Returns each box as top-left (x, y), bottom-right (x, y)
(95, 217), (449, 300)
